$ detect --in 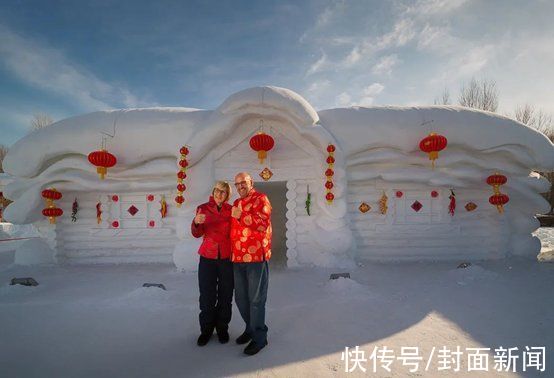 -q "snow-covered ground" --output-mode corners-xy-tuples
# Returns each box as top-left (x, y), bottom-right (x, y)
(1, 242), (553, 377)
